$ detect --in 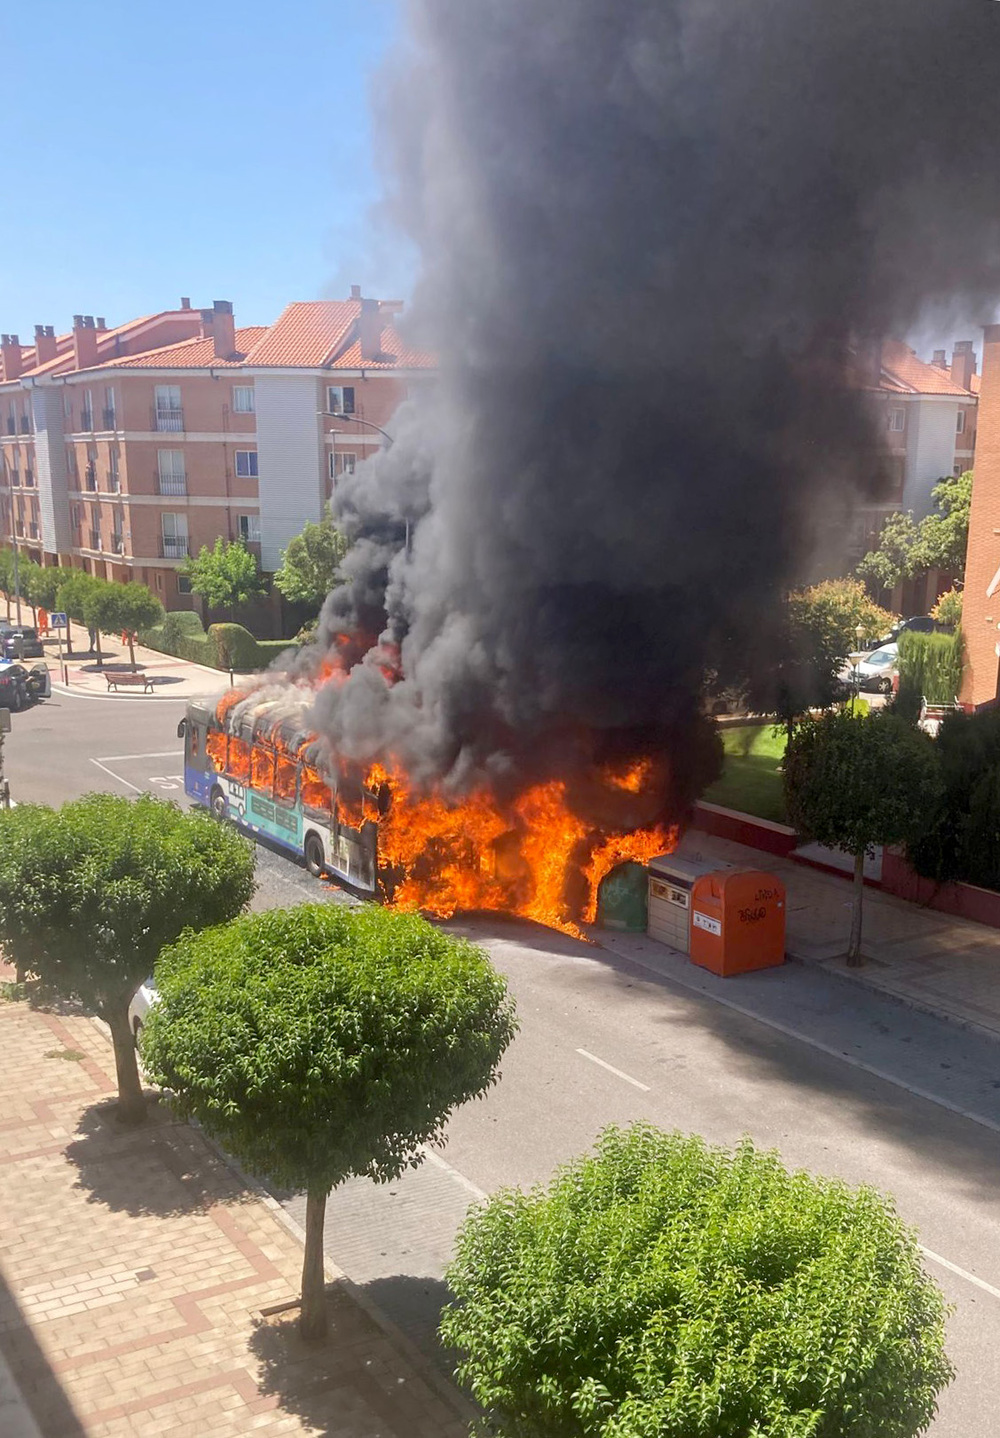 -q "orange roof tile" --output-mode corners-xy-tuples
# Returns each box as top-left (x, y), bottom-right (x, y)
(880, 339), (976, 397)
(101, 326), (269, 370)
(331, 322), (436, 371)
(245, 301), (360, 367)
(18, 312), (205, 379)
